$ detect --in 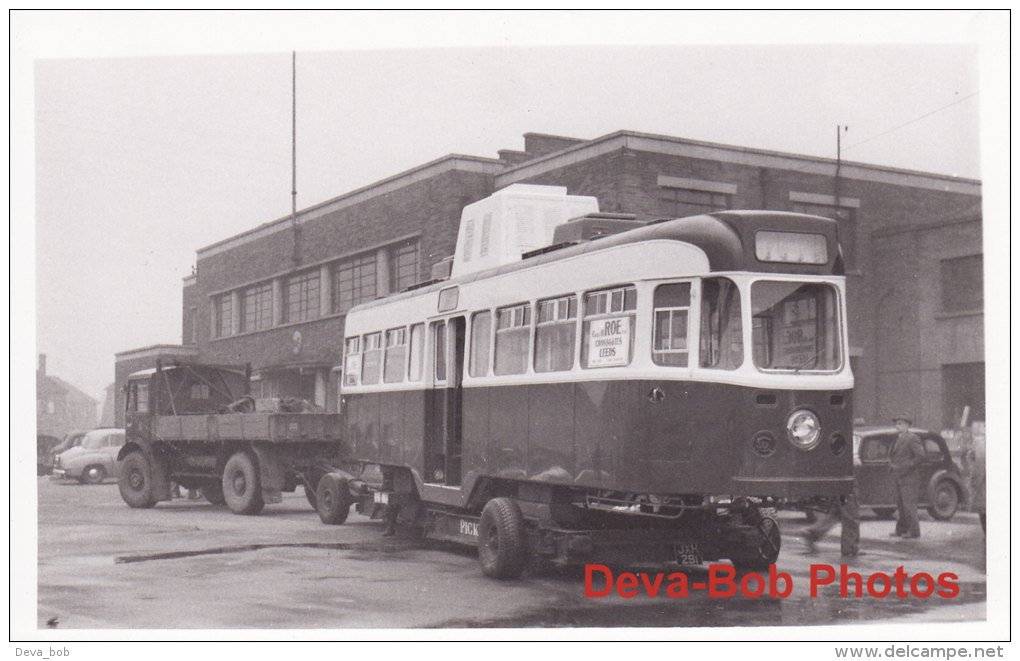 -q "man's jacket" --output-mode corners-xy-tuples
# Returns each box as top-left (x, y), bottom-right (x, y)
(890, 430), (925, 478)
